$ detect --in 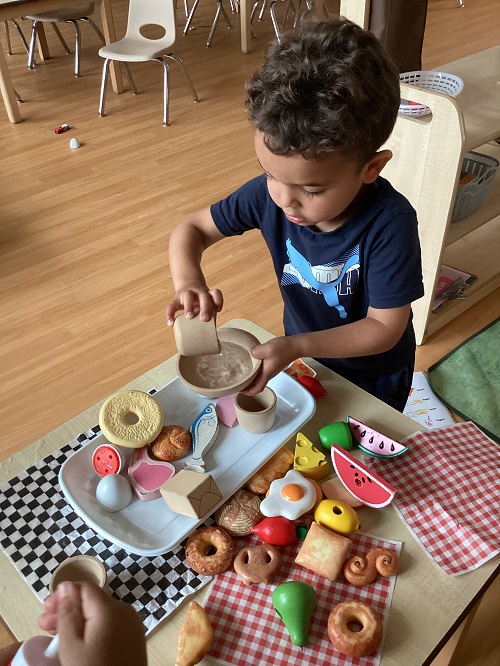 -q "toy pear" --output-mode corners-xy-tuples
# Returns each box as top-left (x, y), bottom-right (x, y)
(272, 581), (316, 646)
